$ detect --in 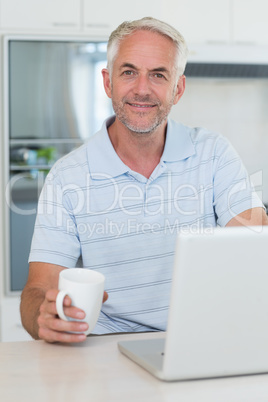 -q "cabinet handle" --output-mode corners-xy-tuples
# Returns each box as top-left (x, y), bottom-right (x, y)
(86, 23), (110, 28)
(206, 40), (228, 45)
(234, 41), (256, 46)
(52, 22), (77, 27)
